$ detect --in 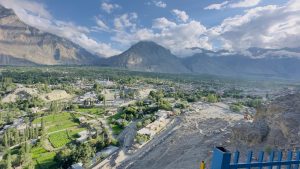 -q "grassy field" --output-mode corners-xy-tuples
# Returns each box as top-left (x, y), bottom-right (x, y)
(29, 112), (91, 167)
(76, 107), (105, 116)
(33, 112), (82, 124)
(33, 112), (84, 132)
(48, 128), (85, 148)
(31, 146), (58, 169)
(32, 112), (88, 149)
